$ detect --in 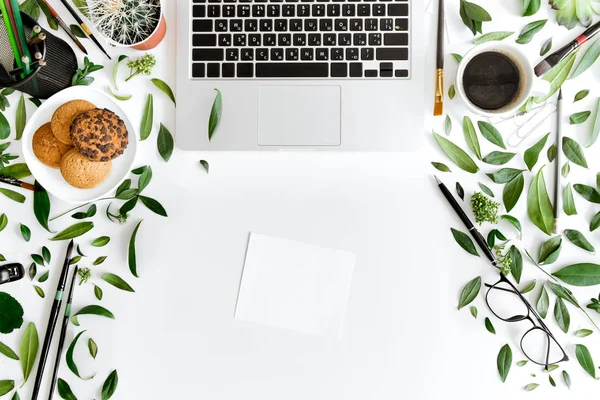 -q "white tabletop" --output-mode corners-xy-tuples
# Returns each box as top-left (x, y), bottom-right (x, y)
(1, 1), (600, 399)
